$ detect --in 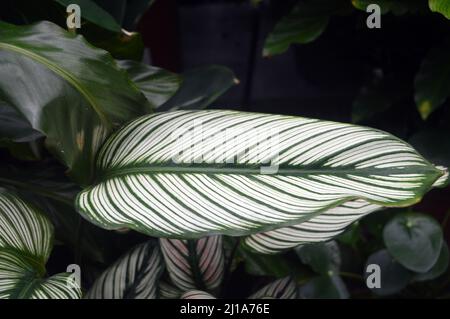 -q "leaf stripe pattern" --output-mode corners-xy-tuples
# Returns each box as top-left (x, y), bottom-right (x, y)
(249, 277), (297, 299)
(0, 191), (81, 299)
(0, 191), (53, 263)
(244, 199), (381, 254)
(86, 241), (163, 299)
(181, 290), (216, 299)
(160, 236), (224, 292)
(76, 110), (446, 238)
